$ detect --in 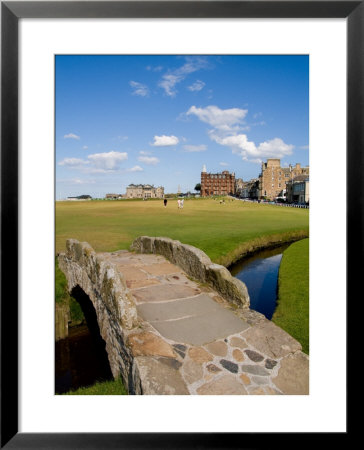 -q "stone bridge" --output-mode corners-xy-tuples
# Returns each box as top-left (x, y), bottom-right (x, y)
(58, 236), (309, 395)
